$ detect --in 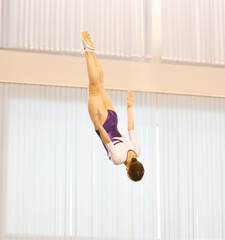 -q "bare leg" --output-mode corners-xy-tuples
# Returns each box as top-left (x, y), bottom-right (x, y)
(93, 54), (104, 88)
(85, 52), (99, 84)
(92, 54), (116, 112)
(85, 52), (108, 130)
